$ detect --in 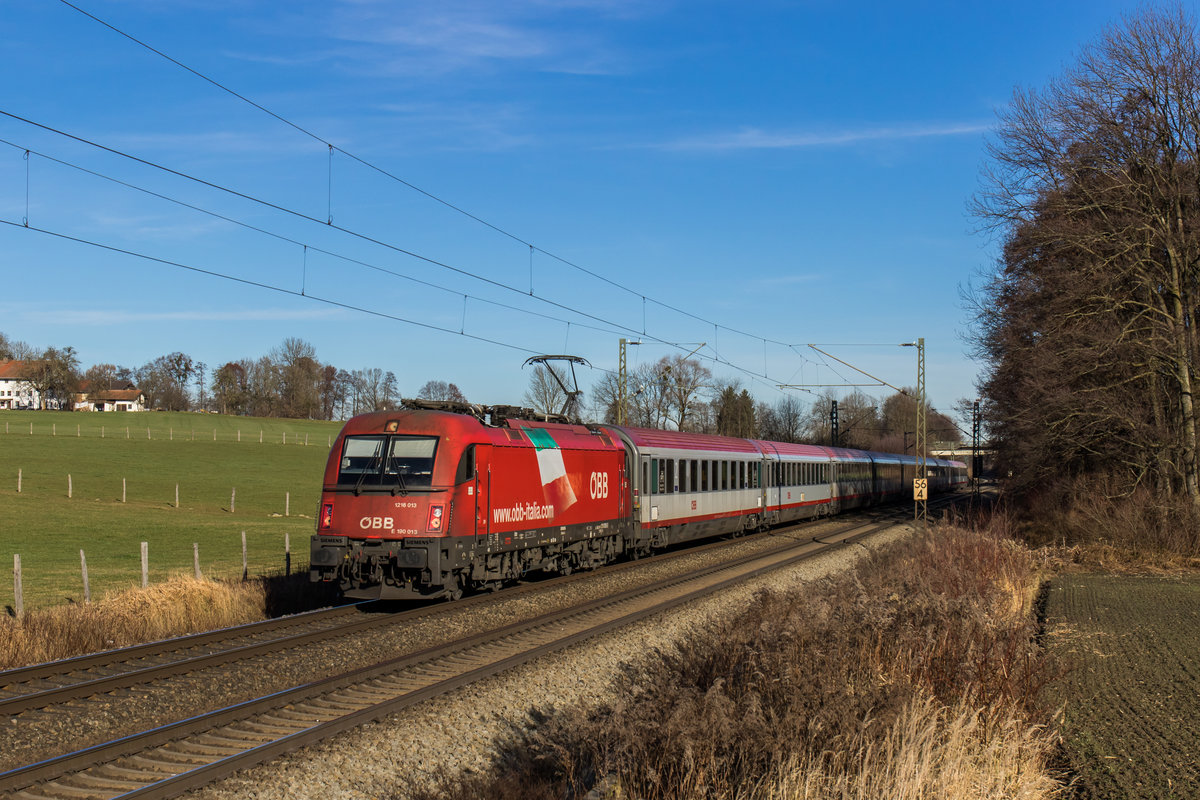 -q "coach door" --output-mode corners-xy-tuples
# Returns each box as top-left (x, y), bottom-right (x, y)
(473, 445), (492, 538)
(618, 452), (629, 519)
